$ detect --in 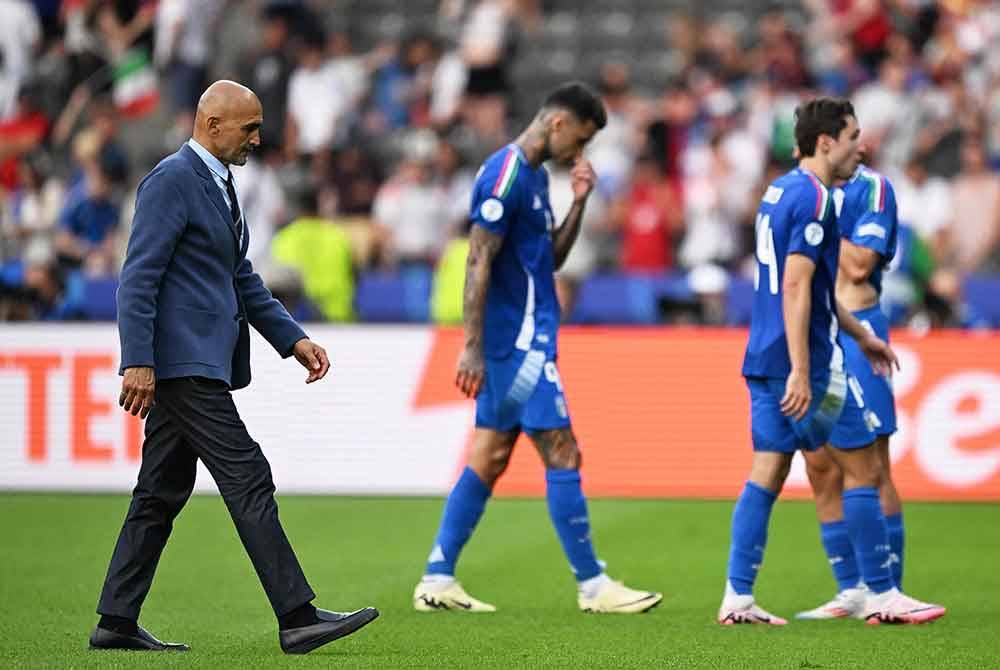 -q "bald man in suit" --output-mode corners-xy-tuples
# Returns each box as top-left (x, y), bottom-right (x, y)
(90, 81), (378, 655)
